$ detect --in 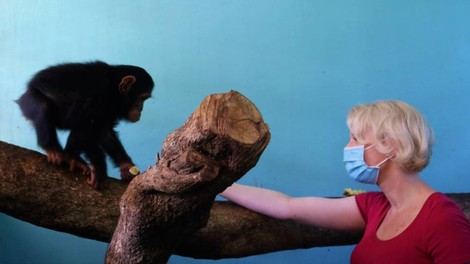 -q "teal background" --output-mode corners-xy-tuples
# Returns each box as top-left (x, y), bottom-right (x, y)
(1, 1), (469, 263)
